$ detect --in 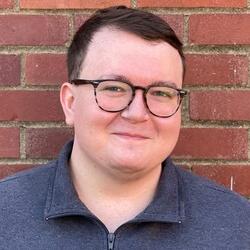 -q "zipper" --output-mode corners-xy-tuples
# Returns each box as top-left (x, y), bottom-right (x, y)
(107, 233), (115, 250)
